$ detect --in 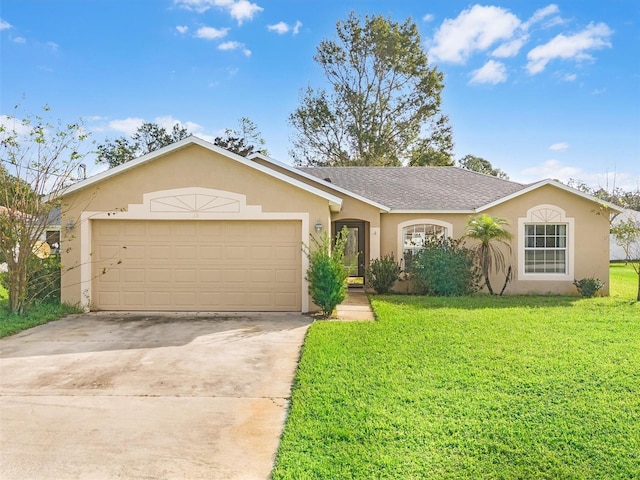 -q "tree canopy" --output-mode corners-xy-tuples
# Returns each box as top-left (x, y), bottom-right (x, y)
(289, 12), (448, 167)
(97, 117), (267, 168)
(458, 154), (509, 179)
(97, 122), (189, 168)
(214, 117), (268, 157)
(567, 179), (640, 211)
